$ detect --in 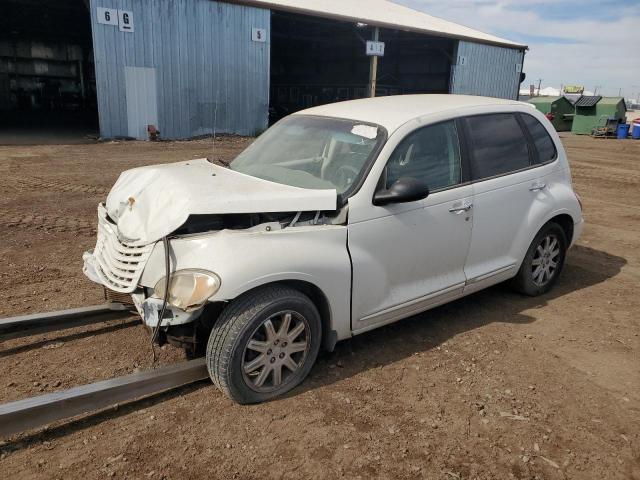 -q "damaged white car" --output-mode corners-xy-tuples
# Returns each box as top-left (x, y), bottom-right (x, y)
(83, 95), (583, 403)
